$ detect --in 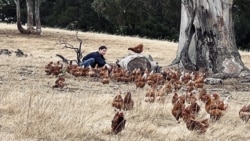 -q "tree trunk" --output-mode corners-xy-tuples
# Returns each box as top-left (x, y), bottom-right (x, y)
(16, 0), (31, 34)
(35, 0), (41, 34)
(15, 0), (41, 34)
(26, 0), (34, 31)
(171, 0), (250, 78)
